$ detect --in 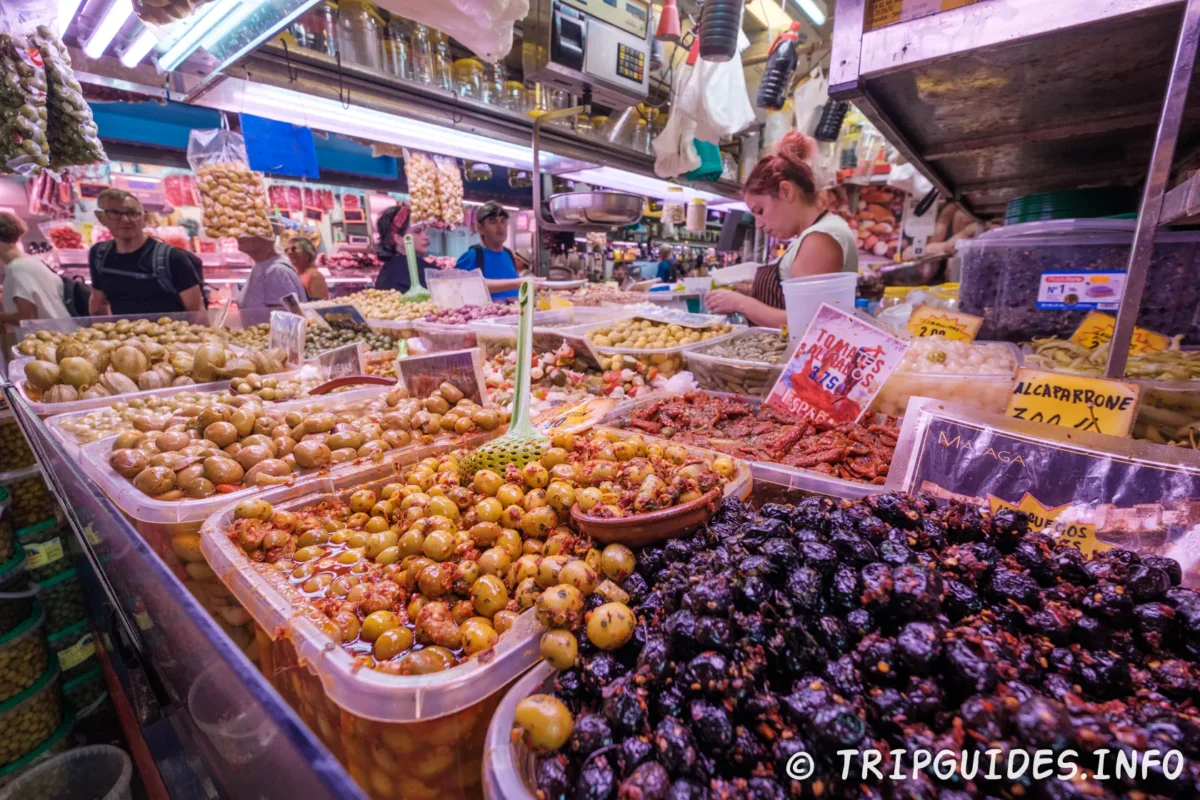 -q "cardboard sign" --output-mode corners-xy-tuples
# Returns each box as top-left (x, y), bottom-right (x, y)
(427, 270), (492, 309)
(1069, 311), (1171, 355)
(894, 399), (1200, 578)
(311, 304), (367, 327)
(906, 305), (982, 342)
(765, 303), (910, 426)
(317, 342), (366, 381)
(395, 348), (487, 405)
(281, 293), (305, 317)
(1006, 368), (1140, 437)
(269, 310), (307, 366)
(536, 397), (618, 435)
